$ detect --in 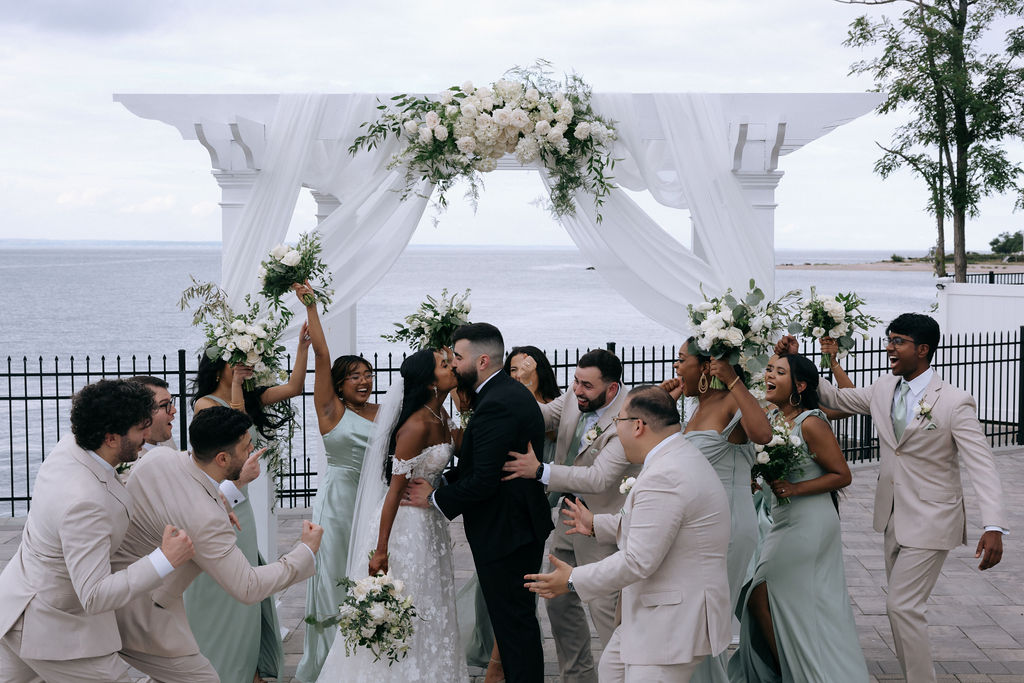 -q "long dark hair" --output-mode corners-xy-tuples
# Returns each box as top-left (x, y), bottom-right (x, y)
(503, 345), (561, 401)
(383, 348), (438, 482)
(778, 352), (837, 512)
(191, 352), (296, 441)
